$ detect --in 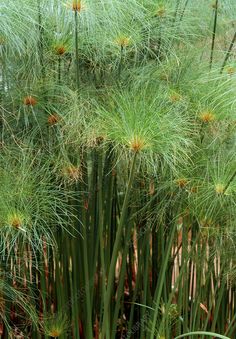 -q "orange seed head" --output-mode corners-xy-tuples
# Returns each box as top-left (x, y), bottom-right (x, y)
(48, 114), (60, 126)
(175, 178), (188, 188)
(23, 96), (37, 106)
(129, 136), (146, 152)
(63, 165), (82, 182)
(72, 1), (81, 11)
(48, 329), (61, 338)
(170, 92), (182, 102)
(55, 45), (66, 55)
(199, 111), (215, 123)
